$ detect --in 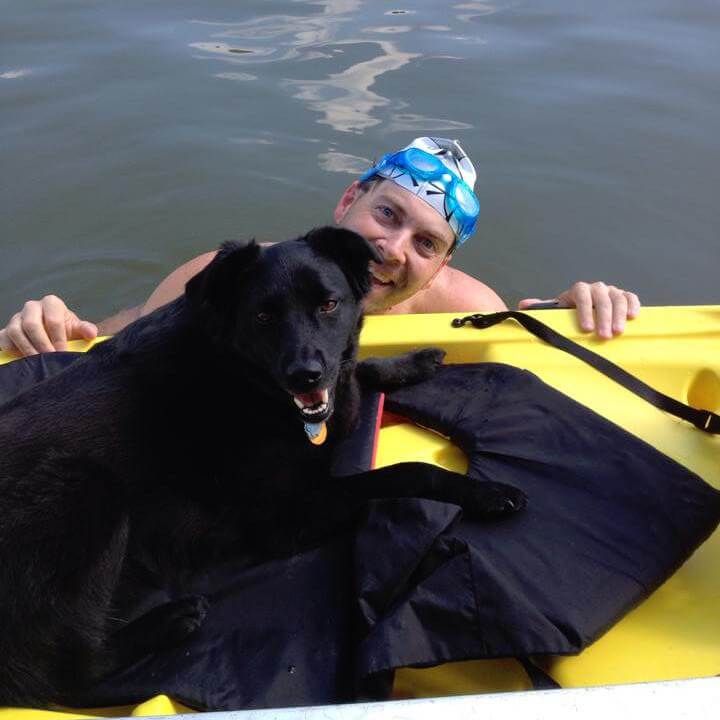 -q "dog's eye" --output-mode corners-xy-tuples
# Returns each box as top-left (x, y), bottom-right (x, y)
(319, 299), (338, 314)
(256, 311), (273, 324)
